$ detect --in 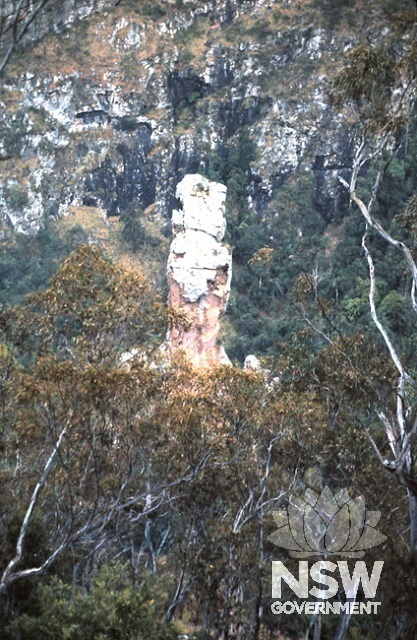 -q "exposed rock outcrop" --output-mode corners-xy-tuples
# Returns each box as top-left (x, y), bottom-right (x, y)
(167, 174), (231, 367)
(243, 354), (261, 372)
(0, 0), (358, 239)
